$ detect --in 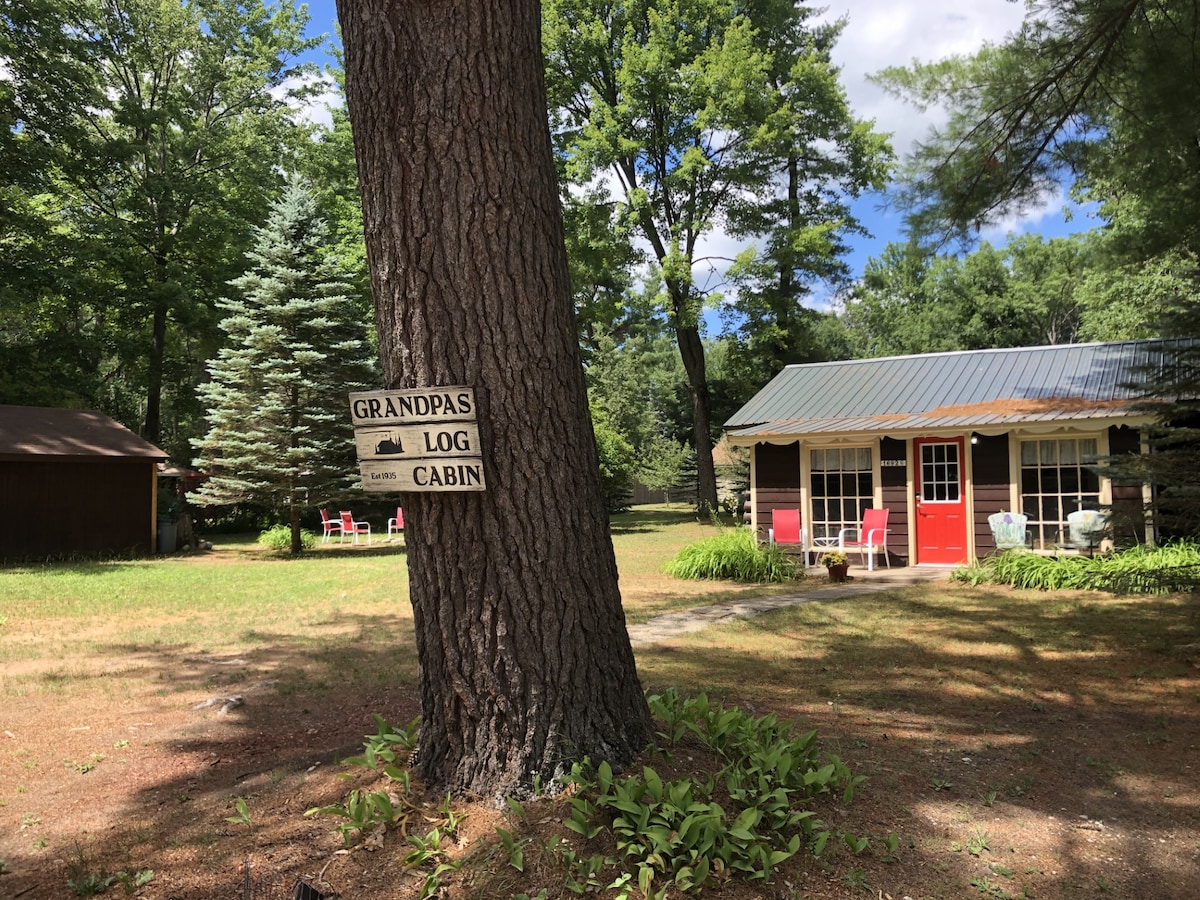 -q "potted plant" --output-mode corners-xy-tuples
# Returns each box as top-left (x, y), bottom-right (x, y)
(820, 548), (850, 582)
